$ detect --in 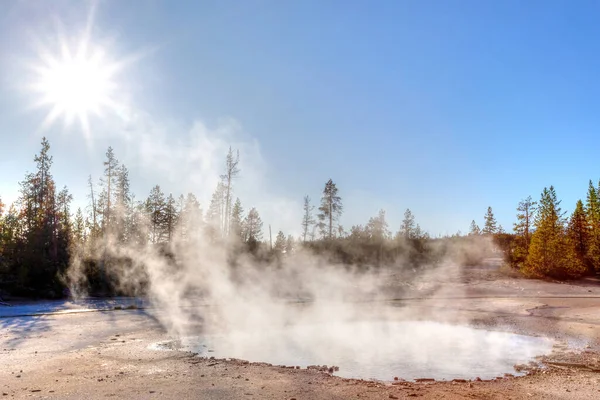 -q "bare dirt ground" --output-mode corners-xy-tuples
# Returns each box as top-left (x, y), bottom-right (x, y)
(2, 264), (600, 399)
